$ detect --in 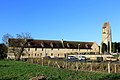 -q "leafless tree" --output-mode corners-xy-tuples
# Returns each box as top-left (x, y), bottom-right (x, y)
(3, 32), (32, 61)
(2, 33), (13, 46)
(16, 32), (32, 39)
